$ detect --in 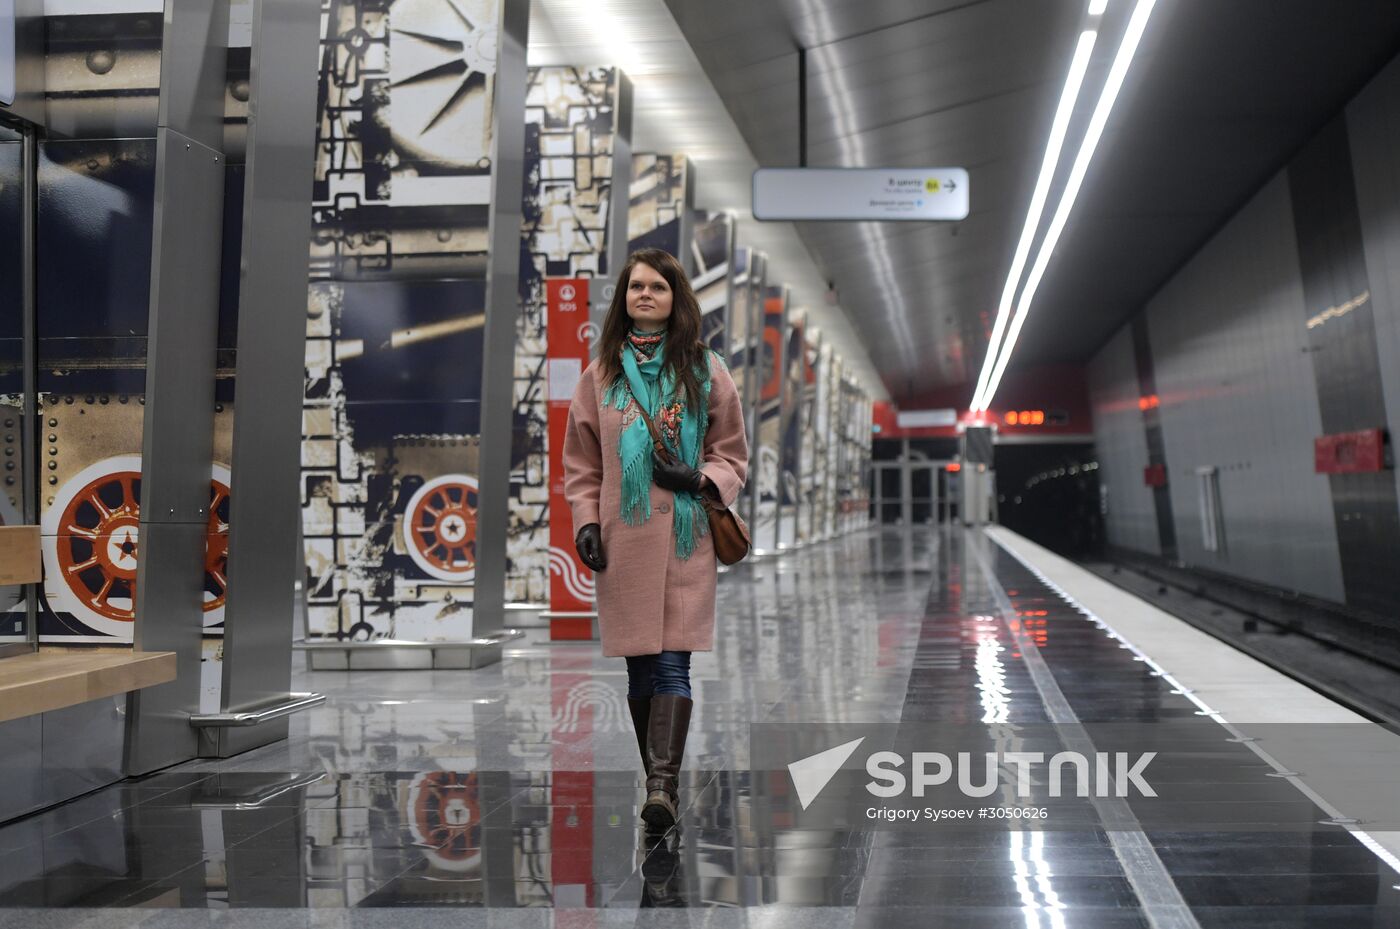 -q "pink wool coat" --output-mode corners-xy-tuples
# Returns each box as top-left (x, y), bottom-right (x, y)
(562, 350), (749, 657)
